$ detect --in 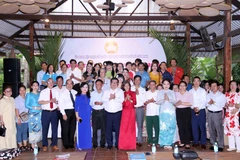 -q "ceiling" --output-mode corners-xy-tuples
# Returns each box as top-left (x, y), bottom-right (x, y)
(0, 0), (240, 58)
